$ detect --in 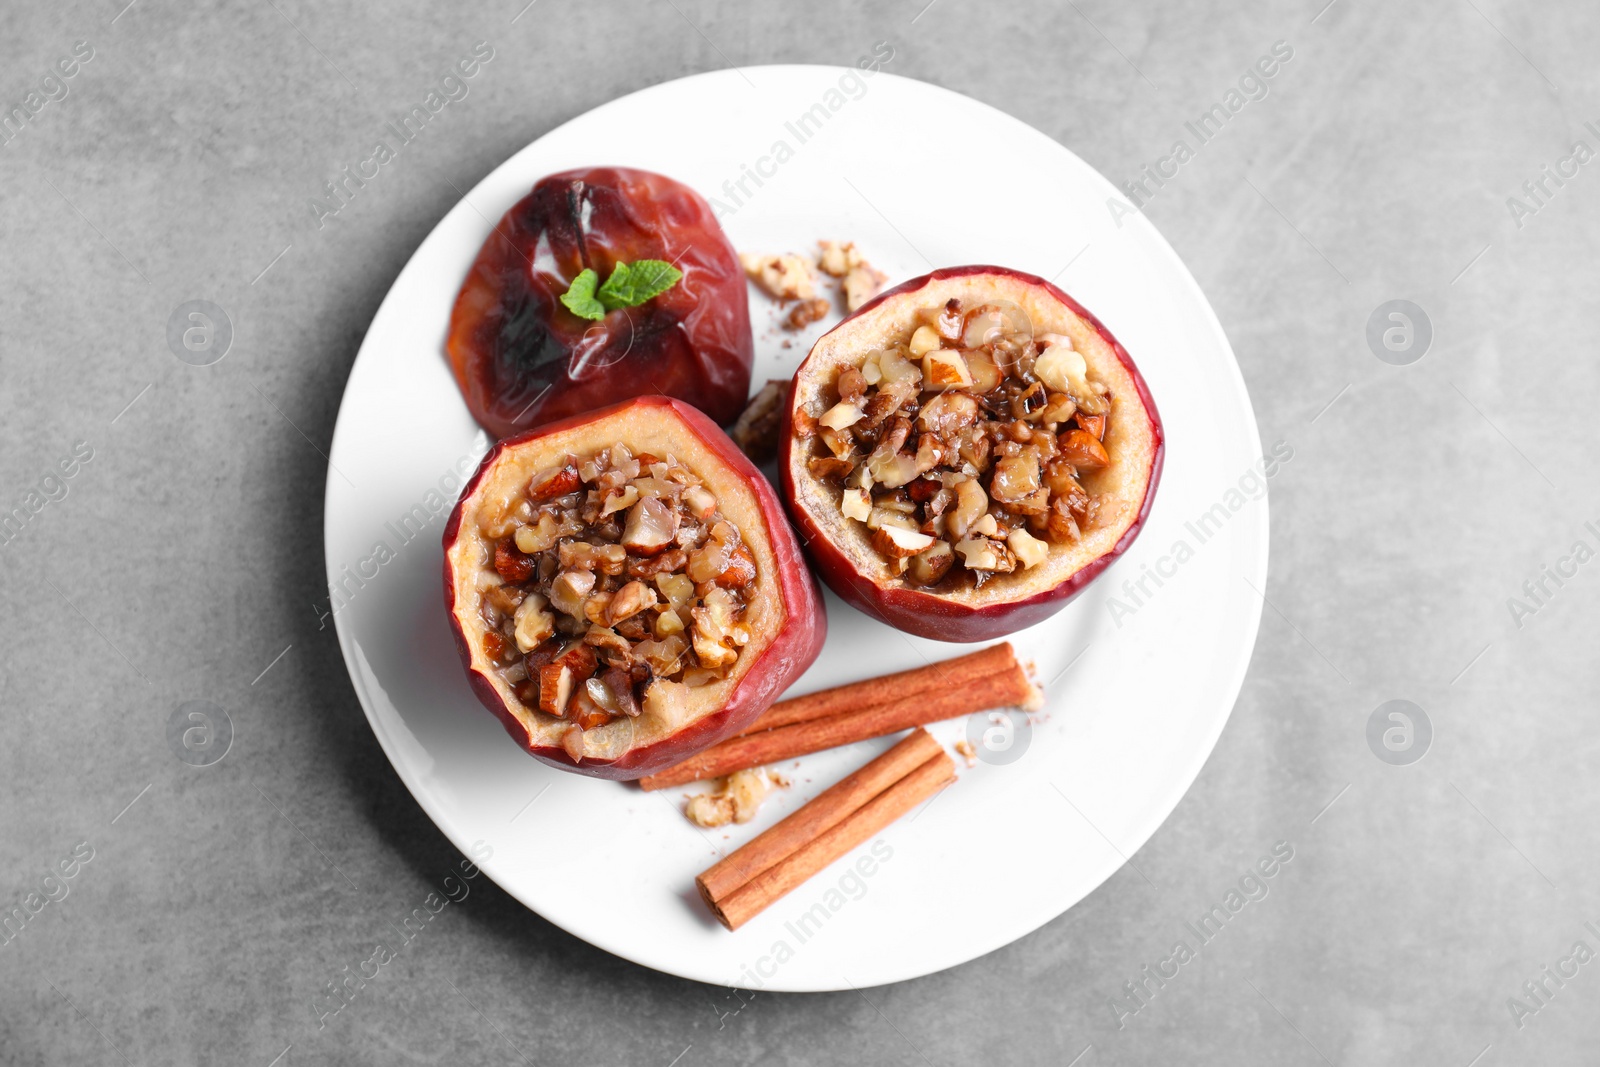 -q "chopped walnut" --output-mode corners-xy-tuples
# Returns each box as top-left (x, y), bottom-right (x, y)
(817, 240), (887, 311)
(739, 252), (816, 301)
(785, 297), (831, 331)
(691, 587), (748, 669)
(843, 262), (888, 312)
(685, 768), (770, 827)
(816, 239), (864, 277)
